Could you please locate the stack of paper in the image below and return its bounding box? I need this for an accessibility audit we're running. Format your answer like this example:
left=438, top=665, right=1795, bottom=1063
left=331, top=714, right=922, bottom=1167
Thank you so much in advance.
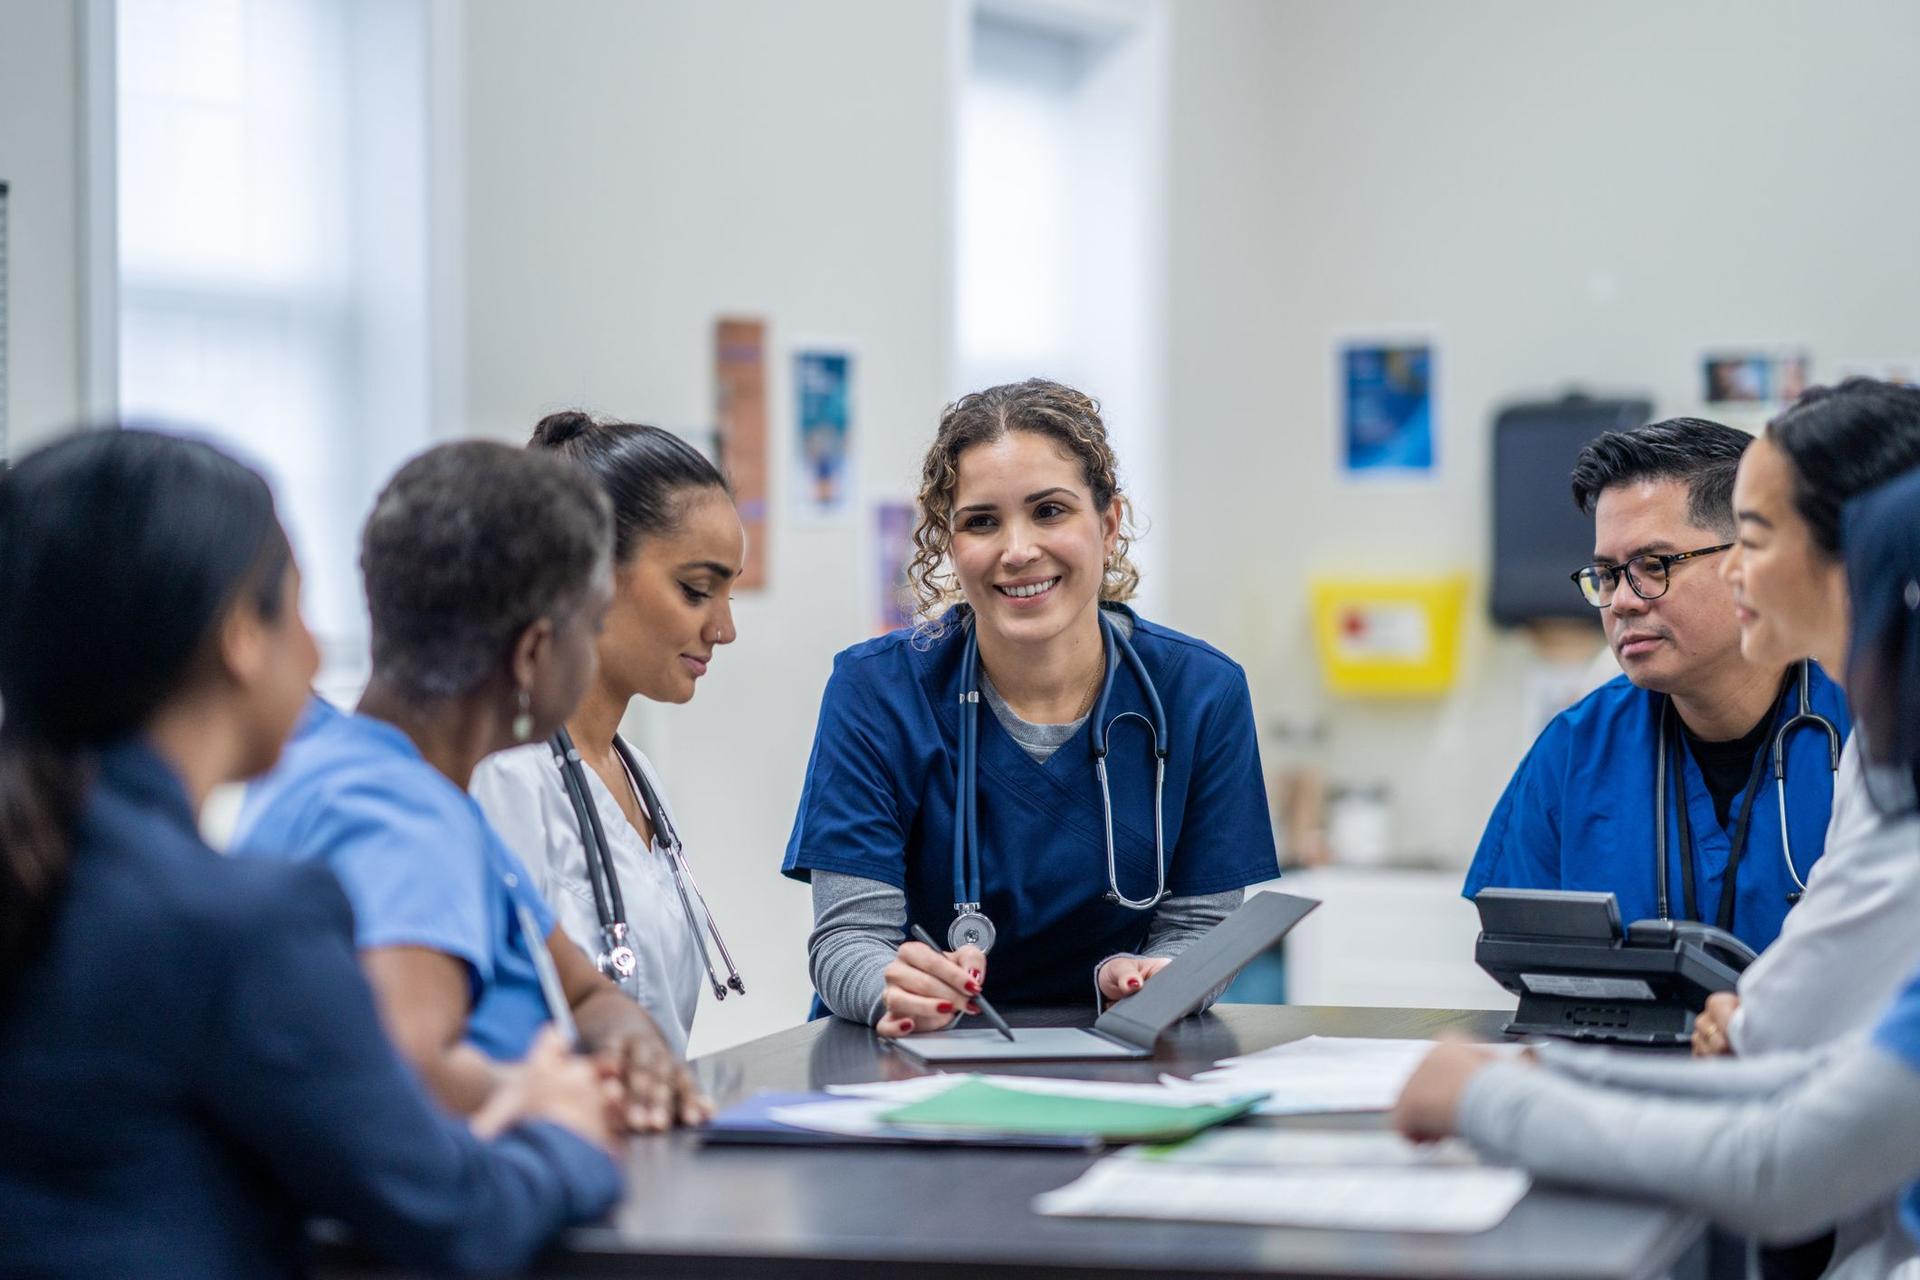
left=1173, top=1036, right=1520, bottom=1116
left=711, top=1074, right=1268, bottom=1147
left=1035, top=1160, right=1532, bottom=1233
left=1126, top=1128, right=1480, bottom=1168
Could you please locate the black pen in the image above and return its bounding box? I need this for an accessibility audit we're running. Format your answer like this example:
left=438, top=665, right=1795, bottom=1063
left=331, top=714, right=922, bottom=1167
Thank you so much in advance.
left=908, top=923, right=1015, bottom=1042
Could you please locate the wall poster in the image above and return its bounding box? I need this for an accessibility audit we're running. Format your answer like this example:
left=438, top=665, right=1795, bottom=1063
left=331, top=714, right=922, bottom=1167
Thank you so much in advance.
left=714, top=316, right=769, bottom=589
left=794, top=348, right=854, bottom=519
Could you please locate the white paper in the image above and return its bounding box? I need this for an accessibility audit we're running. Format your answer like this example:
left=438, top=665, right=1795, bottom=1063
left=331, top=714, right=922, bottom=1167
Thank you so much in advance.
left=765, top=1098, right=931, bottom=1137
left=1186, top=1036, right=1521, bottom=1116
left=891, top=1027, right=1145, bottom=1061
left=1035, top=1159, right=1531, bottom=1233
left=1126, top=1128, right=1480, bottom=1168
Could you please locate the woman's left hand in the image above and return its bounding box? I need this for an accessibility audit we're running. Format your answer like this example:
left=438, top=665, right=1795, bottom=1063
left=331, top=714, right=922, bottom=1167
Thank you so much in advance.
left=1096, top=955, right=1170, bottom=1003
left=1390, top=1040, right=1504, bottom=1143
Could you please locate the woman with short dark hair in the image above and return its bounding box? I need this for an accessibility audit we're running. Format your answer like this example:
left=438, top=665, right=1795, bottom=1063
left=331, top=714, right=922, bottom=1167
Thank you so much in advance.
left=233, top=439, right=706, bottom=1128
left=0, top=429, right=621, bottom=1278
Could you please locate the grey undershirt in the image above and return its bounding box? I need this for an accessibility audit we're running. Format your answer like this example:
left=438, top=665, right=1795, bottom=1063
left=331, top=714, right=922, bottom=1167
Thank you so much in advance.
left=1458, top=1038, right=1920, bottom=1268
left=809, top=873, right=1242, bottom=1025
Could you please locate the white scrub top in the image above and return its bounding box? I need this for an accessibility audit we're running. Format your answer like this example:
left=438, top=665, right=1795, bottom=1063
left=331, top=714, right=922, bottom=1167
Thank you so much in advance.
left=471, top=739, right=703, bottom=1057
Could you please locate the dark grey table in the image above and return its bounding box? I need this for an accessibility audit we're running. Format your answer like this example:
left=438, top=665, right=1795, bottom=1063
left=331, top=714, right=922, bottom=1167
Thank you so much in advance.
left=323, top=1004, right=1706, bottom=1279
left=434, top=1004, right=1704, bottom=1280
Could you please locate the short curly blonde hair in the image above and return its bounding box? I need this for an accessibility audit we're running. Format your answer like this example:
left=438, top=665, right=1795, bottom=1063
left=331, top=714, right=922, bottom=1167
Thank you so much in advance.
left=906, top=379, right=1140, bottom=637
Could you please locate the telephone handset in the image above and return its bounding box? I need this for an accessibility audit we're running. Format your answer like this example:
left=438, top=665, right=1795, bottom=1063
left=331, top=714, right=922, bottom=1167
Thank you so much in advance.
left=1626, top=918, right=1758, bottom=972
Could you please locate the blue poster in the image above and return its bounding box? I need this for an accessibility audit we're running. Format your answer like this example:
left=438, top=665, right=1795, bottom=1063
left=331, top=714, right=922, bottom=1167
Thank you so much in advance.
left=1341, top=342, right=1434, bottom=476
left=795, top=350, right=853, bottom=516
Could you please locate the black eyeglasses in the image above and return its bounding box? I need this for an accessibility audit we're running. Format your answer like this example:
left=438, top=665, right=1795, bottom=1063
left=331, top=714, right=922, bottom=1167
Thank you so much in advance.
left=1570, top=543, right=1734, bottom=607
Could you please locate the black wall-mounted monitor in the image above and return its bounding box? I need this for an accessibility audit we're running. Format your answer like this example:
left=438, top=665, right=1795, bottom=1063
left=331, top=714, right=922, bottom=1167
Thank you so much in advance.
left=1489, top=394, right=1652, bottom=627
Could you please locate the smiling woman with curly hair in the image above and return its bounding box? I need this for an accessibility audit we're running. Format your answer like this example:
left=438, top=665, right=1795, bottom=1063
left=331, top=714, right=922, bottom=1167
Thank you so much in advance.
left=781, top=378, right=1281, bottom=1034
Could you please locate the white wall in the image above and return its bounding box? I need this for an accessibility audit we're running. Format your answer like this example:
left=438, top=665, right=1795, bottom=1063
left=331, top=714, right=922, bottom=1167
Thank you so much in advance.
left=0, top=1, right=86, bottom=454
left=1163, top=0, right=1920, bottom=863
left=461, top=0, right=960, bottom=1052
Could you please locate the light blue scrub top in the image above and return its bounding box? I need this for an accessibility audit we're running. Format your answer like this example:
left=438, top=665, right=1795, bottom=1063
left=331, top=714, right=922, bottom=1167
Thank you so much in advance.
left=232, top=697, right=557, bottom=1061
left=1463, top=667, right=1850, bottom=953
left=1871, top=965, right=1920, bottom=1244
left=781, top=605, right=1280, bottom=1007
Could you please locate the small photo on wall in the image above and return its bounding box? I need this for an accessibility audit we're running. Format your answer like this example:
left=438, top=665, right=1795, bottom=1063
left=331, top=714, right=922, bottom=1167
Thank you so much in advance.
left=794, top=349, right=854, bottom=518
left=1339, top=340, right=1435, bottom=478
left=1702, top=351, right=1808, bottom=405
left=873, top=500, right=917, bottom=635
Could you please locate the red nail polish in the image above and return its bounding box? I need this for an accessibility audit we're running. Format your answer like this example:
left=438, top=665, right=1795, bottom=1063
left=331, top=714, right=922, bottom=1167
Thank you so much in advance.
left=936, top=1002, right=953, bottom=1013
left=899, top=1019, right=914, bottom=1032
left=965, top=980, right=980, bottom=994
left=1128, top=977, right=1141, bottom=989
left=969, top=969, right=981, bottom=980
left=966, top=1003, right=980, bottom=1015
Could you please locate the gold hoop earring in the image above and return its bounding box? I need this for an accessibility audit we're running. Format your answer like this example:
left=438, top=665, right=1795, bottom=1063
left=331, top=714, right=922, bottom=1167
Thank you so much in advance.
left=511, top=688, right=533, bottom=743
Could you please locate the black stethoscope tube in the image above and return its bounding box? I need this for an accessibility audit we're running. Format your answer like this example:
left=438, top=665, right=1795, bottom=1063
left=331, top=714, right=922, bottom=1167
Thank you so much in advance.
left=550, top=728, right=624, bottom=929
left=1652, top=659, right=1839, bottom=929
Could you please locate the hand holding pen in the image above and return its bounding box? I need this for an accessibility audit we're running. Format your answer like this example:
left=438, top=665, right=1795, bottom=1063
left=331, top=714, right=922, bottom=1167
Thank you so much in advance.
left=874, top=923, right=1015, bottom=1042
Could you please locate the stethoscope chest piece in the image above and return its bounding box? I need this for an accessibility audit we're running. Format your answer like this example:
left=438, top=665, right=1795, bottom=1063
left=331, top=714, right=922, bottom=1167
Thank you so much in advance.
left=598, top=922, right=638, bottom=983
left=948, top=908, right=996, bottom=954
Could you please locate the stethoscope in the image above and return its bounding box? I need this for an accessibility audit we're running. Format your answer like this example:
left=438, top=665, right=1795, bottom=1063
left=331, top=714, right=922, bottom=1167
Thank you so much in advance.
left=548, top=728, right=745, bottom=1000
left=1652, top=659, right=1842, bottom=929
left=948, top=608, right=1170, bottom=954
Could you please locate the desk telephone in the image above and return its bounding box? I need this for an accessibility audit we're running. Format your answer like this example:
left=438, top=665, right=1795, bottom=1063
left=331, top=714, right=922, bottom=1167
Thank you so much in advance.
left=1473, top=889, right=1757, bottom=1046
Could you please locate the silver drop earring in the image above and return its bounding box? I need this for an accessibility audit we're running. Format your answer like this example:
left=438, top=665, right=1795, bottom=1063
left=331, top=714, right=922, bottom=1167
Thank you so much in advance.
left=512, top=688, right=533, bottom=742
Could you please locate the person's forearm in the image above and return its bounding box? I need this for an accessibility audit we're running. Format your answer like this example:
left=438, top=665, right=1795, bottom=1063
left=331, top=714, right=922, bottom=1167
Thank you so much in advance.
left=1459, top=1046, right=1920, bottom=1241
left=573, top=986, right=666, bottom=1052
left=1535, top=1039, right=1838, bottom=1098
left=809, top=872, right=903, bottom=1025
left=1118, top=888, right=1241, bottom=1012
left=405, top=1042, right=505, bottom=1116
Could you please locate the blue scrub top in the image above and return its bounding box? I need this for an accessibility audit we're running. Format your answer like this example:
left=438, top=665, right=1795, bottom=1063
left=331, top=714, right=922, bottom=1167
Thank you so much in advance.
left=232, top=697, right=557, bottom=1061
left=1871, top=966, right=1920, bottom=1245
left=782, top=605, right=1280, bottom=1007
left=1463, top=666, right=1850, bottom=952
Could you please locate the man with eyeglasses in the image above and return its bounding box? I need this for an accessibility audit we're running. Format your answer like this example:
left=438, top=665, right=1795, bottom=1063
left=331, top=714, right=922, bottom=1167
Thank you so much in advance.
left=1463, top=418, right=1849, bottom=953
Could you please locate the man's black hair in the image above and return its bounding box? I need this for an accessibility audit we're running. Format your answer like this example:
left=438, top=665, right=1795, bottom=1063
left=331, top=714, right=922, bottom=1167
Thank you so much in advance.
left=1568, top=417, right=1753, bottom=535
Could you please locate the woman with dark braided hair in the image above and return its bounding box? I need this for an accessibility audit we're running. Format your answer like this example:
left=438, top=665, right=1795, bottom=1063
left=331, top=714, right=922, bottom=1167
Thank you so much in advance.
left=0, top=430, right=620, bottom=1278
left=783, top=379, right=1279, bottom=1034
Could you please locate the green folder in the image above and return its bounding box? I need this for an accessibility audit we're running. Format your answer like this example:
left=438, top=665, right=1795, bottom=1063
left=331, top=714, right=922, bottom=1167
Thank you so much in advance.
left=877, top=1080, right=1263, bottom=1143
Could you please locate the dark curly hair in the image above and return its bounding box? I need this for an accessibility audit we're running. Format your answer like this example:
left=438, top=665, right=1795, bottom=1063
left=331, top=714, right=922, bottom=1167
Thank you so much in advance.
left=361, top=440, right=613, bottom=700
left=906, top=379, right=1139, bottom=637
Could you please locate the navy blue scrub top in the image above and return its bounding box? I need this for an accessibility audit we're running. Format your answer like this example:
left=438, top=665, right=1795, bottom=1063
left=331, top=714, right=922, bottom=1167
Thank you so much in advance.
left=1463, top=666, right=1850, bottom=952
left=782, top=605, right=1280, bottom=1007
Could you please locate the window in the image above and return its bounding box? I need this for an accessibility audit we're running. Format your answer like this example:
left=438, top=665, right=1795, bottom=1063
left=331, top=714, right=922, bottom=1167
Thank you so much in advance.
left=116, top=0, right=446, bottom=690
left=956, top=1, right=1168, bottom=601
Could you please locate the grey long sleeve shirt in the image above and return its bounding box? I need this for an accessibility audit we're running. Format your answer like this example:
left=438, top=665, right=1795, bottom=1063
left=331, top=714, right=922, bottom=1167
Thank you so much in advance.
left=1458, top=1040, right=1920, bottom=1278
left=808, top=872, right=1240, bottom=1025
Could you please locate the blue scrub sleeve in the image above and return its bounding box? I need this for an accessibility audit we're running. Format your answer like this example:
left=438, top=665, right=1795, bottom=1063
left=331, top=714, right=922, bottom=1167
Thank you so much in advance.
left=1166, top=668, right=1279, bottom=896
left=1461, top=724, right=1566, bottom=900
left=782, top=658, right=917, bottom=888
left=1874, top=969, right=1920, bottom=1070
left=199, top=861, right=620, bottom=1273
left=306, top=780, right=495, bottom=980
